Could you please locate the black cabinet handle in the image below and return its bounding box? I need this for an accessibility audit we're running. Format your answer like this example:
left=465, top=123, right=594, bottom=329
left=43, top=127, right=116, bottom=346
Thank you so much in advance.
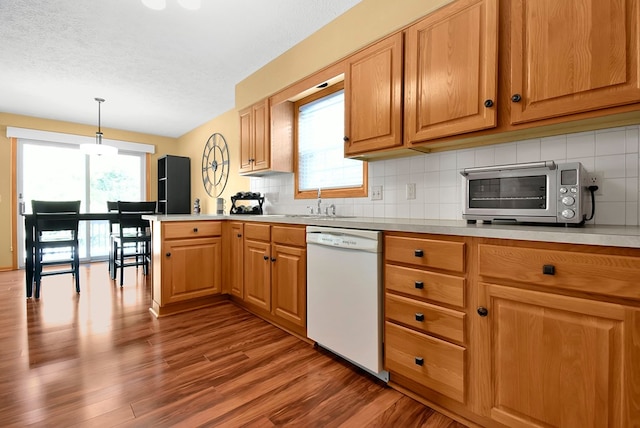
left=415, top=357, right=424, bottom=366
left=484, top=99, right=494, bottom=108
left=414, top=281, right=424, bottom=289
left=477, top=307, right=488, bottom=317
left=414, top=249, right=424, bottom=257
left=543, top=264, right=556, bottom=275
left=237, top=233, right=242, bottom=238
left=165, top=252, right=171, bottom=257
left=511, top=93, right=522, bottom=103
left=271, top=257, right=276, bottom=262
left=343, top=136, right=349, bottom=141
left=415, top=313, right=425, bottom=322
left=263, top=255, right=269, bottom=261
left=193, top=228, right=198, bottom=232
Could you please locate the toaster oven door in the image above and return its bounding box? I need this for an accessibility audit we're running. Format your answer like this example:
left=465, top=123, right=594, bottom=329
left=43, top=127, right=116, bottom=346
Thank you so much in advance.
left=463, top=169, right=558, bottom=221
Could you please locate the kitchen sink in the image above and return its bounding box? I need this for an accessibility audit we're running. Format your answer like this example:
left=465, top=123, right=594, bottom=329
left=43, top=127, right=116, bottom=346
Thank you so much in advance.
left=264, top=214, right=356, bottom=219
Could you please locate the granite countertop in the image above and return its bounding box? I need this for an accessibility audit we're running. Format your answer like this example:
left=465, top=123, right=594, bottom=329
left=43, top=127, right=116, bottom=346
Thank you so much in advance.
left=143, top=214, right=640, bottom=249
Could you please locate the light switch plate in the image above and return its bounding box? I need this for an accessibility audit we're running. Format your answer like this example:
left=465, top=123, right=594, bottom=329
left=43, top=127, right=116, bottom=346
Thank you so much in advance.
left=406, top=183, right=416, bottom=200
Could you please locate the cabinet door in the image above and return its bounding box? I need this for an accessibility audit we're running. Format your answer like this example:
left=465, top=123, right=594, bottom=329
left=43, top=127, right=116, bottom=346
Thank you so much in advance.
left=243, top=239, right=271, bottom=311
left=271, top=244, right=306, bottom=329
left=405, top=0, right=498, bottom=145
left=478, top=282, right=636, bottom=427
left=239, top=106, right=253, bottom=173
left=252, top=99, right=270, bottom=171
left=510, top=0, right=640, bottom=124
left=229, top=222, right=244, bottom=299
left=344, top=32, right=403, bottom=155
left=162, top=237, right=221, bottom=305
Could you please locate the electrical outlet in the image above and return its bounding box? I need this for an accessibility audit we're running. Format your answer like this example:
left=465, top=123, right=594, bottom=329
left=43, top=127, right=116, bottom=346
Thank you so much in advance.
left=588, top=173, right=603, bottom=195
left=371, top=185, right=383, bottom=200
left=406, top=183, right=416, bottom=200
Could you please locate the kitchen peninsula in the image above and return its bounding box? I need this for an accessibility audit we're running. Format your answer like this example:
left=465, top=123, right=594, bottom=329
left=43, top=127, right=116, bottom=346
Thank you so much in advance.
left=145, top=213, right=640, bottom=428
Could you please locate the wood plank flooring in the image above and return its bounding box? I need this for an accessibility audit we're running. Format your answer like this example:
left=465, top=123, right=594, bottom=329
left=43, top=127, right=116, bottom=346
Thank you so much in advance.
left=0, top=263, right=466, bottom=427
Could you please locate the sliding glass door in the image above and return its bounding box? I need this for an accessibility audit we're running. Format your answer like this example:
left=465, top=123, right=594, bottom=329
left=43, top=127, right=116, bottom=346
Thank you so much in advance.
left=17, top=139, right=146, bottom=266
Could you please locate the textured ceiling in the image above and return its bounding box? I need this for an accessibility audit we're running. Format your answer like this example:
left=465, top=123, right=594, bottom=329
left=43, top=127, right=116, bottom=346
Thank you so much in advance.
left=0, top=0, right=361, bottom=138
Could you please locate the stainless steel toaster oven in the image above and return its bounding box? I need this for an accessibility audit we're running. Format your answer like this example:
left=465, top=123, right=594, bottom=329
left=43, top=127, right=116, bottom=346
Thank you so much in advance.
left=461, top=161, right=588, bottom=225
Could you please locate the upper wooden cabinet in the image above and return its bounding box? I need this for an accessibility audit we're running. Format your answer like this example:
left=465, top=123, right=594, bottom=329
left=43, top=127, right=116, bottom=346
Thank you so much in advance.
left=344, top=32, right=404, bottom=155
left=509, top=0, right=640, bottom=124
left=239, top=99, right=293, bottom=176
left=404, top=0, right=498, bottom=145
left=239, top=99, right=270, bottom=174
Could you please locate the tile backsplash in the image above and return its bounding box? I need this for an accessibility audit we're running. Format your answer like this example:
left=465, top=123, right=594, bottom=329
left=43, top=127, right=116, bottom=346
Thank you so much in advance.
left=250, top=125, right=640, bottom=226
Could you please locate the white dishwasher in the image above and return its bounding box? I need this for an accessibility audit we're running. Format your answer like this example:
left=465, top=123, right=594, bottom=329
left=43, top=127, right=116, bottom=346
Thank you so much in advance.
left=306, top=226, right=388, bottom=382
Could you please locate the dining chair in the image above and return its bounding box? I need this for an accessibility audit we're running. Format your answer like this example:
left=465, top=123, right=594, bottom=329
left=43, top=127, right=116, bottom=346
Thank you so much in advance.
left=106, top=201, right=120, bottom=280
left=31, top=200, right=81, bottom=299
left=113, top=201, right=156, bottom=286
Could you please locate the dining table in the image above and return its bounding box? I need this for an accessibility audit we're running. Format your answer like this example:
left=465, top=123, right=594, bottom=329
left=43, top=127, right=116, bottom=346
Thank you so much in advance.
left=23, top=212, right=120, bottom=298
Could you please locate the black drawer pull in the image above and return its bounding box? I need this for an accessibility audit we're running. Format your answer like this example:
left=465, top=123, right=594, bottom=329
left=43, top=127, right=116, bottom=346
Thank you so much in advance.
left=542, top=264, right=556, bottom=275
left=415, top=357, right=424, bottom=366
left=511, top=93, right=522, bottom=102
left=193, top=227, right=198, bottom=232
left=414, top=249, right=424, bottom=257
left=477, top=307, right=488, bottom=317
left=165, top=252, right=171, bottom=257
left=484, top=99, right=494, bottom=108
left=414, top=281, right=424, bottom=289
left=415, top=313, right=424, bottom=322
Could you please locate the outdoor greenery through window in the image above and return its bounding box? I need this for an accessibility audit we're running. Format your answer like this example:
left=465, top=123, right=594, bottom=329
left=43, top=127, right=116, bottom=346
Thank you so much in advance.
left=295, top=83, right=366, bottom=198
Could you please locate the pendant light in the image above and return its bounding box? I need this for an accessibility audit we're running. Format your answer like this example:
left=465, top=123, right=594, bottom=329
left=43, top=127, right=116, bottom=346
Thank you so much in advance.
left=81, top=97, right=117, bottom=156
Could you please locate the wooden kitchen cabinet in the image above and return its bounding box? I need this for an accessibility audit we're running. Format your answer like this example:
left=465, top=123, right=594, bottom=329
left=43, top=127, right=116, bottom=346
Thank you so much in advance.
left=228, top=221, right=244, bottom=299
left=239, top=99, right=293, bottom=175
left=239, top=99, right=269, bottom=174
left=150, top=221, right=223, bottom=317
left=241, top=223, right=307, bottom=336
left=344, top=32, right=403, bottom=156
left=404, top=0, right=498, bottom=146
left=384, top=232, right=468, bottom=404
left=509, top=0, right=640, bottom=124
left=475, top=239, right=640, bottom=427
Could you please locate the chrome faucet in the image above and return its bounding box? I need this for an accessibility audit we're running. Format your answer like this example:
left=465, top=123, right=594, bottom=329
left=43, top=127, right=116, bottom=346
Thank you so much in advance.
left=316, top=188, right=322, bottom=214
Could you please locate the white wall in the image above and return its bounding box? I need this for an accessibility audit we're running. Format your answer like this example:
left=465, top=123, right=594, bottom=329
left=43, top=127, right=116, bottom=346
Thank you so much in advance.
left=250, top=125, right=640, bottom=226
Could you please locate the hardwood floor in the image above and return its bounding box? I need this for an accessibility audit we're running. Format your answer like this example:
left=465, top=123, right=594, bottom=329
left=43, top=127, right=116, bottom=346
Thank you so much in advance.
left=0, top=263, right=466, bottom=427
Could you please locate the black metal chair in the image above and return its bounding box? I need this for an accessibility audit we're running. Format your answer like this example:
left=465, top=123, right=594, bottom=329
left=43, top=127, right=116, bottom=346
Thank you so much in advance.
left=31, top=200, right=81, bottom=299
left=113, top=201, right=156, bottom=286
left=106, top=201, right=119, bottom=279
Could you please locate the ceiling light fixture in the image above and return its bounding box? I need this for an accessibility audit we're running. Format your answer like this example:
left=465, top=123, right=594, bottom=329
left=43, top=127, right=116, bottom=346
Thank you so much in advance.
left=80, top=98, right=118, bottom=157
left=142, top=0, right=201, bottom=10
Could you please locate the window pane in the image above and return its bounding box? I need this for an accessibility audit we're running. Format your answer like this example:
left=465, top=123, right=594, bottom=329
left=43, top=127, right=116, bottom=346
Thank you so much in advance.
left=298, top=89, right=363, bottom=191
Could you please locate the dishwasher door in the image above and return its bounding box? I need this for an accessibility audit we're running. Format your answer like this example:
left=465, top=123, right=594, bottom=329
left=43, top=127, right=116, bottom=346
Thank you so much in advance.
left=306, top=226, right=388, bottom=382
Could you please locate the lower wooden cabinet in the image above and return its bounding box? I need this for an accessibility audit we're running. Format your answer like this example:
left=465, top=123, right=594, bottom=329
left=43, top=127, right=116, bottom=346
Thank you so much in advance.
left=474, top=239, right=640, bottom=427
left=239, top=223, right=307, bottom=336
left=478, top=282, right=637, bottom=428
left=150, top=221, right=223, bottom=316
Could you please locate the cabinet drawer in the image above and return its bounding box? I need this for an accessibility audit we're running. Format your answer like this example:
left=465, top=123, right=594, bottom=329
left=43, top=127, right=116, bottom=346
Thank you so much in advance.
left=478, top=244, right=640, bottom=300
left=385, top=322, right=465, bottom=403
left=386, top=294, right=465, bottom=344
left=272, top=225, right=305, bottom=247
left=244, top=223, right=271, bottom=241
left=163, top=221, right=221, bottom=239
left=385, top=264, right=465, bottom=308
left=385, top=235, right=465, bottom=273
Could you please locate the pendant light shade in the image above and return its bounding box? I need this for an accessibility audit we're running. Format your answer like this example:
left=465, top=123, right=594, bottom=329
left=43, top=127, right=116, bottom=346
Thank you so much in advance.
left=81, top=97, right=117, bottom=156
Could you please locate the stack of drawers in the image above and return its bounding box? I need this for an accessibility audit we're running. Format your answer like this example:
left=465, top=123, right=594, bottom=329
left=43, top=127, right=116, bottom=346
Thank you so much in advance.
left=384, top=233, right=467, bottom=403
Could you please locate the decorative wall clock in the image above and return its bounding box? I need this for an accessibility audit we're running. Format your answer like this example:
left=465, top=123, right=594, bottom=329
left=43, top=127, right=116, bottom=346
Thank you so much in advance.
left=201, top=133, right=230, bottom=197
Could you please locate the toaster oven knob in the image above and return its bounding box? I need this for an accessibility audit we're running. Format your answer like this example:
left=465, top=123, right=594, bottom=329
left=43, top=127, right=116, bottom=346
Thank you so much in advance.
left=562, top=196, right=575, bottom=206
left=561, top=208, right=576, bottom=219
left=559, top=187, right=568, bottom=194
